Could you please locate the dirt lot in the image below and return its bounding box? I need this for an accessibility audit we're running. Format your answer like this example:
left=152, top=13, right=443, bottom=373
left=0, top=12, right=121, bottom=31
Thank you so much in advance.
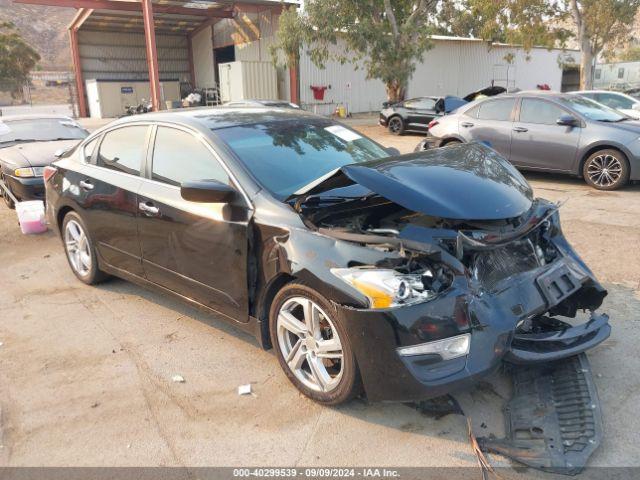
left=0, top=120, right=639, bottom=473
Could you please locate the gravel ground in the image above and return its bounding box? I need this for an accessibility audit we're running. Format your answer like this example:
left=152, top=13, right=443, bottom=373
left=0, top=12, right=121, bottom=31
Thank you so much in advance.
left=0, top=118, right=638, bottom=474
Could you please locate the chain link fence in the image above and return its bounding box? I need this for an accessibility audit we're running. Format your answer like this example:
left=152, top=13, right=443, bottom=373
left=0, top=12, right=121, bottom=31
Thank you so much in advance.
left=0, top=71, right=77, bottom=118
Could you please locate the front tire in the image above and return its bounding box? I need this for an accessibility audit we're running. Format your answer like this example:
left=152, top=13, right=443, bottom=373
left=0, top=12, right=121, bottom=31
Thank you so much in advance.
left=62, top=211, right=108, bottom=285
left=1, top=174, right=15, bottom=209
left=583, top=149, right=629, bottom=190
left=388, top=116, right=405, bottom=135
left=269, top=283, right=361, bottom=405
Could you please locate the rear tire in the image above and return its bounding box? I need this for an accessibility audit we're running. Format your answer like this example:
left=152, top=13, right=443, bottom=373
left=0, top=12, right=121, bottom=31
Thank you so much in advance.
left=269, top=282, right=361, bottom=405
left=388, top=116, right=405, bottom=135
left=582, top=149, right=629, bottom=190
left=62, top=211, right=109, bottom=285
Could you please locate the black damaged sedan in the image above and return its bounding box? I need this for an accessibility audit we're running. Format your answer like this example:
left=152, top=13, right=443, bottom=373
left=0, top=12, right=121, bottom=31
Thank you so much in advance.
left=45, top=108, right=610, bottom=405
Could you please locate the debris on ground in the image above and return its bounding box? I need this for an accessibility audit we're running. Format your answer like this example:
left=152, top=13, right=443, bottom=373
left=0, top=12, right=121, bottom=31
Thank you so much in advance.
left=406, top=394, right=463, bottom=420
left=238, top=384, right=252, bottom=395
left=467, top=418, right=497, bottom=480
left=171, top=374, right=185, bottom=383
left=477, top=354, right=602, bottom=475
left=90, top=402, right=100, bottom=408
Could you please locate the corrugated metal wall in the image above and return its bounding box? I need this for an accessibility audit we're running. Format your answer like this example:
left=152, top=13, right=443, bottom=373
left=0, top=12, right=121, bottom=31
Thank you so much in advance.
left=299, top=38, right=570, bottom=114
left=78, top=30, right=191, bottom=82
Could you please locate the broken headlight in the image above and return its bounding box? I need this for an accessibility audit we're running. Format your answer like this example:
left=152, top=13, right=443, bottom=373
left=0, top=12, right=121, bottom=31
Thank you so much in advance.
left=331, top=267, right=437, bottom=309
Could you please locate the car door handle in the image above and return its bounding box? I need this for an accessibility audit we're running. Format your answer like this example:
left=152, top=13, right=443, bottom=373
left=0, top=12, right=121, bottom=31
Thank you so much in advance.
left=138, top=201, right=160, bottom=216
left=461, top=122, right=474, bottom=128
left=79, top=180, right=94, bottom=191
left=513, top=126, right=528, bottom=132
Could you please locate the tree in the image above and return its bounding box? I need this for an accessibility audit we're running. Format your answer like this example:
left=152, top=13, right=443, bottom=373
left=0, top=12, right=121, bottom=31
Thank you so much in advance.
left=567, top=0, right=640, bottom=89
left=0, top=22, right=40, bottom=99
left=618, top=46, right=640, bottom=62
left=271, top=1, right=438, bottom=103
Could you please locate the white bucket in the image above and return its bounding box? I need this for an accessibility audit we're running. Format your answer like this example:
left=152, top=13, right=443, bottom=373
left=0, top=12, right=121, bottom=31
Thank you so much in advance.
left=15, top=200, right=47, bottom=234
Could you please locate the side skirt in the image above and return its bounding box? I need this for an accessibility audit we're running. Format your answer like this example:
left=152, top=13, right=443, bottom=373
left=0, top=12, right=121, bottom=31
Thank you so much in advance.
left=99, top=261, right=266, bottom=348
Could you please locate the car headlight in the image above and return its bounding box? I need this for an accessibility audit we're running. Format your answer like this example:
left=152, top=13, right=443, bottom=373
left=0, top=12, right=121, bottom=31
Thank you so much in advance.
left=397, top=333, right=471, bottom=359
left=331, top=267, right=437, bottom=309
left=13, top=167, right=44, bottom=178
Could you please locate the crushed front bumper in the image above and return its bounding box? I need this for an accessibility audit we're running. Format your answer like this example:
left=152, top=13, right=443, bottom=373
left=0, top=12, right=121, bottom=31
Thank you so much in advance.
left=4, top=174, right=45, bottom=201
left=336, top=256, right=610, bottom=403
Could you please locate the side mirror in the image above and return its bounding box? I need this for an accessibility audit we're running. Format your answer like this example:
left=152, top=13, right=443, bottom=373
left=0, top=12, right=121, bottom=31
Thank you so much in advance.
left=386, top=147, right=401, bottom=156
left=556, top=114, right=579, bottom=127
left=180, top=180, right=237, bottom=203
left=54, top=148, right=66, bottom=158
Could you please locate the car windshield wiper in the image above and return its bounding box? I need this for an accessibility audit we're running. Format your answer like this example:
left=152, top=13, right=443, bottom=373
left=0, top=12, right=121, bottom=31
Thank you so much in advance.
left=0, top=138, right=37, bottom=145
left=598, top=117, right=629, bottom=122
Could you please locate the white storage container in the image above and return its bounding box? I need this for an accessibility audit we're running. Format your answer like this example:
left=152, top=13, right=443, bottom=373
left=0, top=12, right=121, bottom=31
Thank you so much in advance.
left=218, top=61, right=278, bottom=102
left=16, top=200, right=47, bottom=235
left=85, top=79, right=181, bottom=118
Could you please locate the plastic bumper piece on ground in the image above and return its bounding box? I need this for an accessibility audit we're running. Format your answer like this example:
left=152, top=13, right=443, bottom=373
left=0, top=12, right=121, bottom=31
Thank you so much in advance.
left=478, top=353, right=603, bottom=475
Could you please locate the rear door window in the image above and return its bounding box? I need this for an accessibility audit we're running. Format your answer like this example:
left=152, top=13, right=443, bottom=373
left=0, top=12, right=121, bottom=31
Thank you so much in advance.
left=519, top=99, right=565, bottom=125
left=476, top=98, right=516, bottom=121
left=97, top=126, right=148, bottom=175
left=151, top=126, right=230, bottom=187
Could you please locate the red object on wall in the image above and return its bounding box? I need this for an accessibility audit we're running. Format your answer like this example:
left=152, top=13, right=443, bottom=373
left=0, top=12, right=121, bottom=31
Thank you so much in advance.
left=311, top=85, right=328, bottom=101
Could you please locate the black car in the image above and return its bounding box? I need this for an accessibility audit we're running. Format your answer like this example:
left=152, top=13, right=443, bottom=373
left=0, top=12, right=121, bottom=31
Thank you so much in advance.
left=0, top=115, right=88, bottom=208
left=45, top=108, right=610, bottom=405
left=379, top=86, right=506, bottom=135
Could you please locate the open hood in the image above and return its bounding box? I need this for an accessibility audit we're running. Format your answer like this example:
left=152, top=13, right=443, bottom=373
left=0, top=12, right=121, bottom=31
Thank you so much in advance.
left=463, top=86, right=507, bottom=102
left=299, top=143, right=533, bottom=221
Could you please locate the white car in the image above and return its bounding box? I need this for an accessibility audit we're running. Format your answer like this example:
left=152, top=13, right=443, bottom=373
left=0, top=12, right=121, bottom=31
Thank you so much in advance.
left=571, top=90, right=640, bottom=119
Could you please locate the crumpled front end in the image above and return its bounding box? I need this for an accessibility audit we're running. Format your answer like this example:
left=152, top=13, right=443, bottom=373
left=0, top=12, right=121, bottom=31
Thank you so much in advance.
left=300, top=195, right=610, bottom=403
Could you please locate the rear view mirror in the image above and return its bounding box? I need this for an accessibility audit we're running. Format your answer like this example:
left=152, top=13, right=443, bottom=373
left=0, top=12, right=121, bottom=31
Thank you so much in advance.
left=556, top=114, right=579, bottom=127
left=180, top=180, right=236, bottom=203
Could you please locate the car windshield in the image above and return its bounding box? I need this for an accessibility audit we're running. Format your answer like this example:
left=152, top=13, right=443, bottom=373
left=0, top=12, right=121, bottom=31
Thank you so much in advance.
left=214, top=119, right=390, bottom=199
left=0, top=118, right=88, bottom=146
left=559, top=96, right=628, bottom=122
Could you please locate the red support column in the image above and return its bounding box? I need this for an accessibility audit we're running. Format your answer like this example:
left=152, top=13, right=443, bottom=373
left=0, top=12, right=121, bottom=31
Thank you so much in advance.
left=69, top=27, right=87, bottom=117
left=141, top=0, right=162, bottom=111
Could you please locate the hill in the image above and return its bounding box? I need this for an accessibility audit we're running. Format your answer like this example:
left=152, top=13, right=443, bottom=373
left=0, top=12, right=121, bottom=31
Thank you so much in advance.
left=0, top=0, right=75, bottom=70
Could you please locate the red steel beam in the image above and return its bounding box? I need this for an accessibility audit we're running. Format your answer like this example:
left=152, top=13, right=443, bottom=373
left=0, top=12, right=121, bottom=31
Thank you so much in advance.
left=69, top=9, right=92, bottom=117
left=69, top=29, right=87, bottom=117
left=14, top=0, right=234, bottom=18
left=141, top=0, right=162, bottom=112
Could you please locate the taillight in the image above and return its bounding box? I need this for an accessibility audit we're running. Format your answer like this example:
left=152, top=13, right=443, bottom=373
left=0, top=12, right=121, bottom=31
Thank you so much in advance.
left=43, top=166, right=57, bottom=182
left=428, top=120, right=439, bottom=129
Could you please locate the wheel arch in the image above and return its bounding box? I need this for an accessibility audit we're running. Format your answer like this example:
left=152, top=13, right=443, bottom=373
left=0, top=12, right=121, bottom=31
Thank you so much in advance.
left=578, top=144, right=630, bottom=178
left=256, top=272, right=296, bottom=350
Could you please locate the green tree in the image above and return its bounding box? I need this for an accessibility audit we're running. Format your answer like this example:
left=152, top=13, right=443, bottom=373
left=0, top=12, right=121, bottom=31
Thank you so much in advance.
left=437, top=1, right=569, bottom=55
left=567, top=0, right=640, bottom=89
left=271, top=1, right=437, bottom=103
left=0, top=22, right=40, bottom=99
left=618, top=46, right=640, bottom=62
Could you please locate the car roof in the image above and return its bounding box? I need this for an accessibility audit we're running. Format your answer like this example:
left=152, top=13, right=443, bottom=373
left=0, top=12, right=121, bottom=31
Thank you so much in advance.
left=110, top=106, right=323, bottom=131
left=0, top=114, right=74, bottom=122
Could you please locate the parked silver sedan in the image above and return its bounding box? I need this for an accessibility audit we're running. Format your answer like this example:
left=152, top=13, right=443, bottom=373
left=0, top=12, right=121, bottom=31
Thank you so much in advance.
left=416, top=92, right=640, bottom=190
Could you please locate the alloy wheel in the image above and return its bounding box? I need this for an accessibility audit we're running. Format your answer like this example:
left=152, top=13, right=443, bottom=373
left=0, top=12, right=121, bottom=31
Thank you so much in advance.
left=389, top=117, right=402, bottom=134
left=587, top=154, right=623, bottom=188
left=64, top=219, right=92, bottom=277
left=276, top=296, right=344, bottom=393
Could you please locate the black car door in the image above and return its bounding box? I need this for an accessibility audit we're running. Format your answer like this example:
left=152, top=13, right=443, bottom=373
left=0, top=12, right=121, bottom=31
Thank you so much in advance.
left=404, top=98, right=438, bottom=130
left=136, top=124, right=251, bottom=322
left=75, top=124, right=150, bottom=277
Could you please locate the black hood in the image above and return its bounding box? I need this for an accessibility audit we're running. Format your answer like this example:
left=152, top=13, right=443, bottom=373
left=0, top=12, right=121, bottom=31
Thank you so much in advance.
left=300, top=143, right=534, bottom=221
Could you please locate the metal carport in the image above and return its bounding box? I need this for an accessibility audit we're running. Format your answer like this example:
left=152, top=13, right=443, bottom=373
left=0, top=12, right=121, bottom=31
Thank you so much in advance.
left=14, top=0, right=294, bottom=117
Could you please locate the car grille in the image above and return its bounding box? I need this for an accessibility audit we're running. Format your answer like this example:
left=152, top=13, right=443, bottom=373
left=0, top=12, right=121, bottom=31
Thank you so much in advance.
left=472, top=240, right=540, bottom=291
